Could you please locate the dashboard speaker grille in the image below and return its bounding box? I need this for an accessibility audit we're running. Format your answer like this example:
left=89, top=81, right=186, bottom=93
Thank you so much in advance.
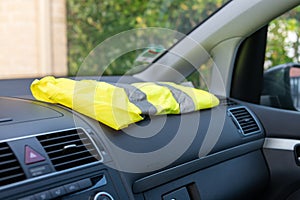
left=37, top=129, right=101, bottom=171
left=0, top=142, right=26, bottom=187
left=228, top=107, right=261, bottom=135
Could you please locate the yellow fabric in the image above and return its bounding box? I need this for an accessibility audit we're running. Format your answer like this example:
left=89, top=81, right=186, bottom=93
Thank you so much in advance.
left=161, top=82, right=220, bottom=110
left=31, top=76, right=143, bottom=130
left=31, top=76, right=219, bottom=130
left=132, top=82, right=180, bottom=114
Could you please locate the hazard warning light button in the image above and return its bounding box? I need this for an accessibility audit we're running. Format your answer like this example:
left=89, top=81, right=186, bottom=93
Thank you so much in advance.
left=25, top=146, right=45, bottom=165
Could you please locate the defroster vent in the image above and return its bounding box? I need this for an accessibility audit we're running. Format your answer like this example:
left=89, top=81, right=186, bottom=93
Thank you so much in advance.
left=219, top=97, right=238, bottom=106
left=37, top=128, right=101, bottom=171
left=228, top=107, right=261, bottom=135
left=0, top=142, right=26, bottom=187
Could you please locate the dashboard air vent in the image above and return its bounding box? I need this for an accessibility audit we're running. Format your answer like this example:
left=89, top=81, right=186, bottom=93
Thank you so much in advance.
left=0, top=142, right=26, bottom=187
left=219, top=97, right=238, bottom=106
left=37, top=129, right=101, bottom=171
left=228, top=107, right=261, bottom=135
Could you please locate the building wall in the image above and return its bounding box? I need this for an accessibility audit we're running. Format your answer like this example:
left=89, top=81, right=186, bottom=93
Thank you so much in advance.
left=0, top=0, right=67, bottom=79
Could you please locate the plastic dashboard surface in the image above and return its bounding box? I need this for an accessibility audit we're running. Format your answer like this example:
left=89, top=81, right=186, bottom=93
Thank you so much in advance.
left=0, top=79, right=268, bottom=200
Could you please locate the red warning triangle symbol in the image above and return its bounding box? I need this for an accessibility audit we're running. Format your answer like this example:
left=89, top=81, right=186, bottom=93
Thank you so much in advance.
left=25, top=146, right=45, bottom=165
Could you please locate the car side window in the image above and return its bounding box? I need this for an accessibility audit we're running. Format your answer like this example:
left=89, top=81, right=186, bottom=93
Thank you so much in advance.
left=261, top=6, right=300, bottom=111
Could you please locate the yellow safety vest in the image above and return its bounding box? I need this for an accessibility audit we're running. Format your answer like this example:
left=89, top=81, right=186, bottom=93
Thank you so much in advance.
left=31, top=76, right=219, bottom=130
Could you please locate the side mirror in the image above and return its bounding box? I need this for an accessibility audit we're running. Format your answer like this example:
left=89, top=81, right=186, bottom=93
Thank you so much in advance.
left=261, top=63, right=300, bottom=111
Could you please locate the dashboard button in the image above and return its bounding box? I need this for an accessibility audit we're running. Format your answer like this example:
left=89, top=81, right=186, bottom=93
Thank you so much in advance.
left=64, top=182, right=80, bottom=193
left=94, top=192, right=114, bottom=200
left=35, top=191, right=51, bottom=200
left=25, top=146, right=45, bottom=165
left=77, top=178, right=92, bottom=189
left=50, top=186, right=66, bottom=198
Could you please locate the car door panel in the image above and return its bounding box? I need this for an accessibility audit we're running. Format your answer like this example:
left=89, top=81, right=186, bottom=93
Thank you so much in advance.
left=239, top=101, right=300, bottom=200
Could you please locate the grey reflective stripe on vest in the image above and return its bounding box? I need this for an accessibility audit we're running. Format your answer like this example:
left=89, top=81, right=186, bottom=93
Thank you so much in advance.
left=112, top=83, right=157, bottom=115
left=157, top=83, right=195, bottom=113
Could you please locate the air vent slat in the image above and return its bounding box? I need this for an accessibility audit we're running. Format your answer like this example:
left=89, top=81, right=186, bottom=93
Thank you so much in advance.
left=0, top=166, right=22, bottom=174
left=37, top=129, right=101, bottom=171
left=239, top=121, right=256, bottom=126
left=241, top=123, right=257, bottom=129
left=51, top=149, right=93, bottom=161
left=0, top=146, right=9, bottom=151
left=53, top=156, right=98, bottom=171
left=0, top=142, right=26, bottom=187
left=54, top=155, right=95, bottom=167
left=235, top=112, right=251, bottom=117
left=0, top=173, right=26, bottom=182
left=229, top=107, right=261, bottom=135
left=38, top=133, right=80, bottom=143
left=0, top=159, right=18, bottom=167
left=0, top=152, right=14, bottom=158
left=47, top=143, right=88, bottom=155
left=42, top=138, right=87, bottom=149
left=231, top=111, right=246, bottom=115
left=244, top=127, right=260, bottom=132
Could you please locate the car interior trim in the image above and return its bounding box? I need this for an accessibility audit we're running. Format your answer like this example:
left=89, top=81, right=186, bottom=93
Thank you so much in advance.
left=263, top=138, right=300, bottom=151
left=133, top=138, right=263, bottom=193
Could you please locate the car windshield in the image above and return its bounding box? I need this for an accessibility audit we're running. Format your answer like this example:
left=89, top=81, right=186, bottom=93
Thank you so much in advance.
left=0, top=0, right=230, bottom=80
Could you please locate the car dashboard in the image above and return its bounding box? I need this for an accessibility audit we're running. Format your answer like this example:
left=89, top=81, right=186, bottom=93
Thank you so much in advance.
left=0, top=78, right=269, bottom=200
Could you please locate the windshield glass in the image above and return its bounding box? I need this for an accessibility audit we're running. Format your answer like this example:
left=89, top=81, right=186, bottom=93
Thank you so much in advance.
left=0, top=0, right=230, bottom=79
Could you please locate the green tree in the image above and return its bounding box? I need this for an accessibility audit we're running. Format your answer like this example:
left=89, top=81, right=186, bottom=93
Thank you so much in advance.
left=67, top=0, right=228, bottom=77
left=265, top=6, right=300, bottom=69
